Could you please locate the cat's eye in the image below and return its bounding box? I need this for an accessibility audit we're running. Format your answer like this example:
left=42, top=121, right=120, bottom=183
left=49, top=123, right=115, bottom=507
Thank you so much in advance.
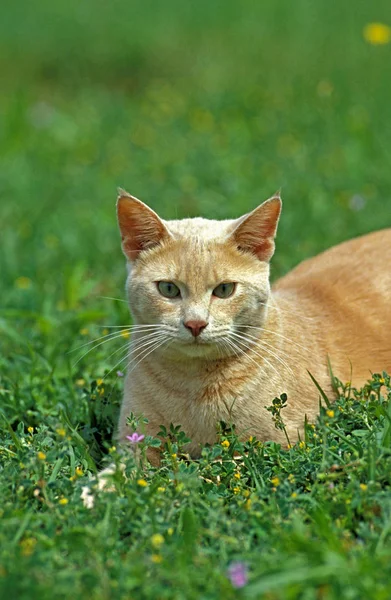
left=212, top=282, right=236, bottom=299
left=157, top=281, right=181, bottom=298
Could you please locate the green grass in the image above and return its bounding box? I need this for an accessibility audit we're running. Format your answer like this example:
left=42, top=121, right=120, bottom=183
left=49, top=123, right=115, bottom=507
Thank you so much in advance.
left=1, top=0, right=391, bottom=597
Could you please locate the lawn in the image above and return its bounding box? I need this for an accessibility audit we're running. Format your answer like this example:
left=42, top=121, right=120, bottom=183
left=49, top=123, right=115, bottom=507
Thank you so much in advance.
left=1, top=1, right=391, bottom=598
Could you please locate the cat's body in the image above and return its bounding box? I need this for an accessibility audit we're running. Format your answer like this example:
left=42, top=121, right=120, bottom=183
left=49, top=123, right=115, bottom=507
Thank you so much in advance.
left=116, top=191, right=391, bottom=459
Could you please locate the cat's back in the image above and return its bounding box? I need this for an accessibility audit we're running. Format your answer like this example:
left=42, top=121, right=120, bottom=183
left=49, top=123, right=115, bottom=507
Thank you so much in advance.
left=273, top=228, right=391, bottom=296
left=273, top=229, right=391, bottom=384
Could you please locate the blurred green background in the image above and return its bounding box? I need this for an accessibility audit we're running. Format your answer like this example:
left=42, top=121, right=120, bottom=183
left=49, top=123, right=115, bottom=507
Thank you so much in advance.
left=1, top=0, right=391, bottom=375
left=1, top=5, right=391, bottom=596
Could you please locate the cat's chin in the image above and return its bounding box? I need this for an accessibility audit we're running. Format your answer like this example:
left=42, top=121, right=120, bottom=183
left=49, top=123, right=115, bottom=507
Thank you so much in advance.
left=165, top=341, right=229, bottom=360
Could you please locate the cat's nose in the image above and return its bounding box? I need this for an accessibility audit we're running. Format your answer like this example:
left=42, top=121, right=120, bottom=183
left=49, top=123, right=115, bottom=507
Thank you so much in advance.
left=184, top=319, right=208, bottom=338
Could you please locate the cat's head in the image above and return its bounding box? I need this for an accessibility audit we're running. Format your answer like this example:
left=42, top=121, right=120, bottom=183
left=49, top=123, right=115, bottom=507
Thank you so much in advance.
left=117, top=189, right=281, bottom=359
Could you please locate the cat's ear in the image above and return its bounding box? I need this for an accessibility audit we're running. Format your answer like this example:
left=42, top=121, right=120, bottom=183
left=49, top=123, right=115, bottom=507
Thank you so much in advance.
left=117, top=189, right=170, bottom=260
left=230, top=194, right=282, bottom=262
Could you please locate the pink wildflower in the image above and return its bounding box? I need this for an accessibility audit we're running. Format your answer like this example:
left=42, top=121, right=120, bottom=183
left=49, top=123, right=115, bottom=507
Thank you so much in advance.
left=126, top=433, right=145, bottom=444
left=227, top=562, right=248, bottom=588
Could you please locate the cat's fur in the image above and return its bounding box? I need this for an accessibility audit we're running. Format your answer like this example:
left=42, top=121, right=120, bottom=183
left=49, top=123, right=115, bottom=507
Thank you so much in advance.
left=116, top=189, right=391, bottom=460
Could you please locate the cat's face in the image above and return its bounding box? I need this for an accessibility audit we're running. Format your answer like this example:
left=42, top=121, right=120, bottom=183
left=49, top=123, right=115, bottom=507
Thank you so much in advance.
left=117, top=190, right=281, bottom=360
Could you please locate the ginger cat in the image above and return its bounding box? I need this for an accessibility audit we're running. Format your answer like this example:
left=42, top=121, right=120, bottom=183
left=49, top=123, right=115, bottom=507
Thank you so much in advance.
left=116, top=189, right=391, bottom=458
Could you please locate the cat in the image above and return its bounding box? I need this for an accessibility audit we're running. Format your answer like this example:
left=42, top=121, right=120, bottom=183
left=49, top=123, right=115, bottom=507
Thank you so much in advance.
left=116, top=188, right=391, bottom=461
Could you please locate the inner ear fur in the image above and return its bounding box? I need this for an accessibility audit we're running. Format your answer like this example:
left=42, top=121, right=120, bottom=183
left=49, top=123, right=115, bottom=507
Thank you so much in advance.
left=117, top=189, right=170, bottom=260
left=230, top=194, right=282, bottom=262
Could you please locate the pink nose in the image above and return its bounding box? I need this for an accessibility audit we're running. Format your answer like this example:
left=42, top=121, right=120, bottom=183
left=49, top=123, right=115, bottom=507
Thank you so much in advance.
left=184, top=320, right=208, bottom=338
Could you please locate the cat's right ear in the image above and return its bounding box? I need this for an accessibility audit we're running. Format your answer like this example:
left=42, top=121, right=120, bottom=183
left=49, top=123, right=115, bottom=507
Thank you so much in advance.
left=117, top=189, right=170, bottom=261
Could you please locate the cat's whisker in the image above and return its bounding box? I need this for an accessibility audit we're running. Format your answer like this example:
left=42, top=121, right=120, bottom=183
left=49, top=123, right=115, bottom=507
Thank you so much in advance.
left=99, top=296, right=129, bottom=304
left=235, top=329, right=293, bottom=359
left=243, top=325, right=308, bottom=353
left=100, top=342, right=132, bottom=379
left=228, top=336, right=282, bottom=381
left=230, top=331, right=294, bottom=376
left=100, top=331, right=166, bottom=377
left=101, top=346, right=132, bottom=382
left=126, top=337, right=172, bottom=377
left=100, top=334, right=166, bottom=382
left=216, top=338, right=230, bottom=360
left=99, top=324, right=166, bottom=329
left=131, top=333, right=168, bottom=356
left=70, top=325, right=166, bottom=357
left=71, top=330, right=135, bottom=366
left=221, top=337, right=242, bottom=360
left=69, top=329, right=133, bottom=354
left=223, top=337, right=262, bottom=369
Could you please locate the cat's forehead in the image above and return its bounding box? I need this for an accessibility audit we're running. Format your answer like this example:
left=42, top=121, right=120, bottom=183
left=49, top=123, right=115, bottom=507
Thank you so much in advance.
left=163, top=217, right=235, bottom=241
left=134, top=218, right=268, bottom=286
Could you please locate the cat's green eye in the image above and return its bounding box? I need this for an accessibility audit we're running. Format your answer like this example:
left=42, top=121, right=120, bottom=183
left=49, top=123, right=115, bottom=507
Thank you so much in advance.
left=157, top=281, right=181, bottom=298
left=212, top=282, right=236, bottom=299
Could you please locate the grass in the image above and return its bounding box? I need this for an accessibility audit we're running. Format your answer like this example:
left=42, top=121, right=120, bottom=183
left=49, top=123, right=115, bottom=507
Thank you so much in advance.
left=1, top=0, right=391, bottom=597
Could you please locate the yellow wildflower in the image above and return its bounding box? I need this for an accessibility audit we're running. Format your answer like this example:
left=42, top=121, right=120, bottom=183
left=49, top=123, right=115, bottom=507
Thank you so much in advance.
left=15, top=277, right=32, bottom=290
left=151, top=534, right=165, bottom=548
left=326, top=410, right=335, bottom=418
left=167, top=528, right=174, bottom=536
left=299, top=441, right=305, bottom=449
left=157, top=487, right=166, bottom=493
left=360, top=483, right=368, bottom=491
left=243, top=490, right=251, bottom=498
left=234, top=472, right=241, bottom=480
left=363, top=23, right=391, bottom=45
left=233, top=487, right=240, bottom=494
left=270, top=477, right=280, bottom=487
left=120, top=330, right=130, bottom=339
left=75, top=467, right=83, bottom=477
left=151, top=554, right=163, bottom=564
left=56, top=428, right=66, bottom=437
left=137, top=479, right=148, bottom=487
left=37, top=452, right=46, bottom=461
left=27, top=426, right=34, bottom=434
left=96, top=378, right=104, bottom=386
left=248, top=435, right=254, bottom=443
left=288, top=474, right=295, bottom=484
left=20, top=537, right=36, bottom=557
left=76, top=378, right=85, bottom=387
left=221, top=440, right=230, bottom=448
left=379, top=377, right=385, bottom=385
left=291, top=492, right=298, bottom=499
left=245, top=499, right=252, bottom=510
left=79, top=328, right=89, bottom=336
left=171, top=453, right=177, bottom=460
left=58, top=498, right=68, bottom=505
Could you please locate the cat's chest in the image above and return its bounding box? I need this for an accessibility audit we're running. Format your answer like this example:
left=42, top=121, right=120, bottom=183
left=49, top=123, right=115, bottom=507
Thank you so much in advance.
left=131, top=359, right=251, bottom=424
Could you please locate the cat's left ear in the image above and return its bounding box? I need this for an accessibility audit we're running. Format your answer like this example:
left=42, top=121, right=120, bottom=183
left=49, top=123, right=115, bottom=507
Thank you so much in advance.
left=230, top=193, right=282, bottom=262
